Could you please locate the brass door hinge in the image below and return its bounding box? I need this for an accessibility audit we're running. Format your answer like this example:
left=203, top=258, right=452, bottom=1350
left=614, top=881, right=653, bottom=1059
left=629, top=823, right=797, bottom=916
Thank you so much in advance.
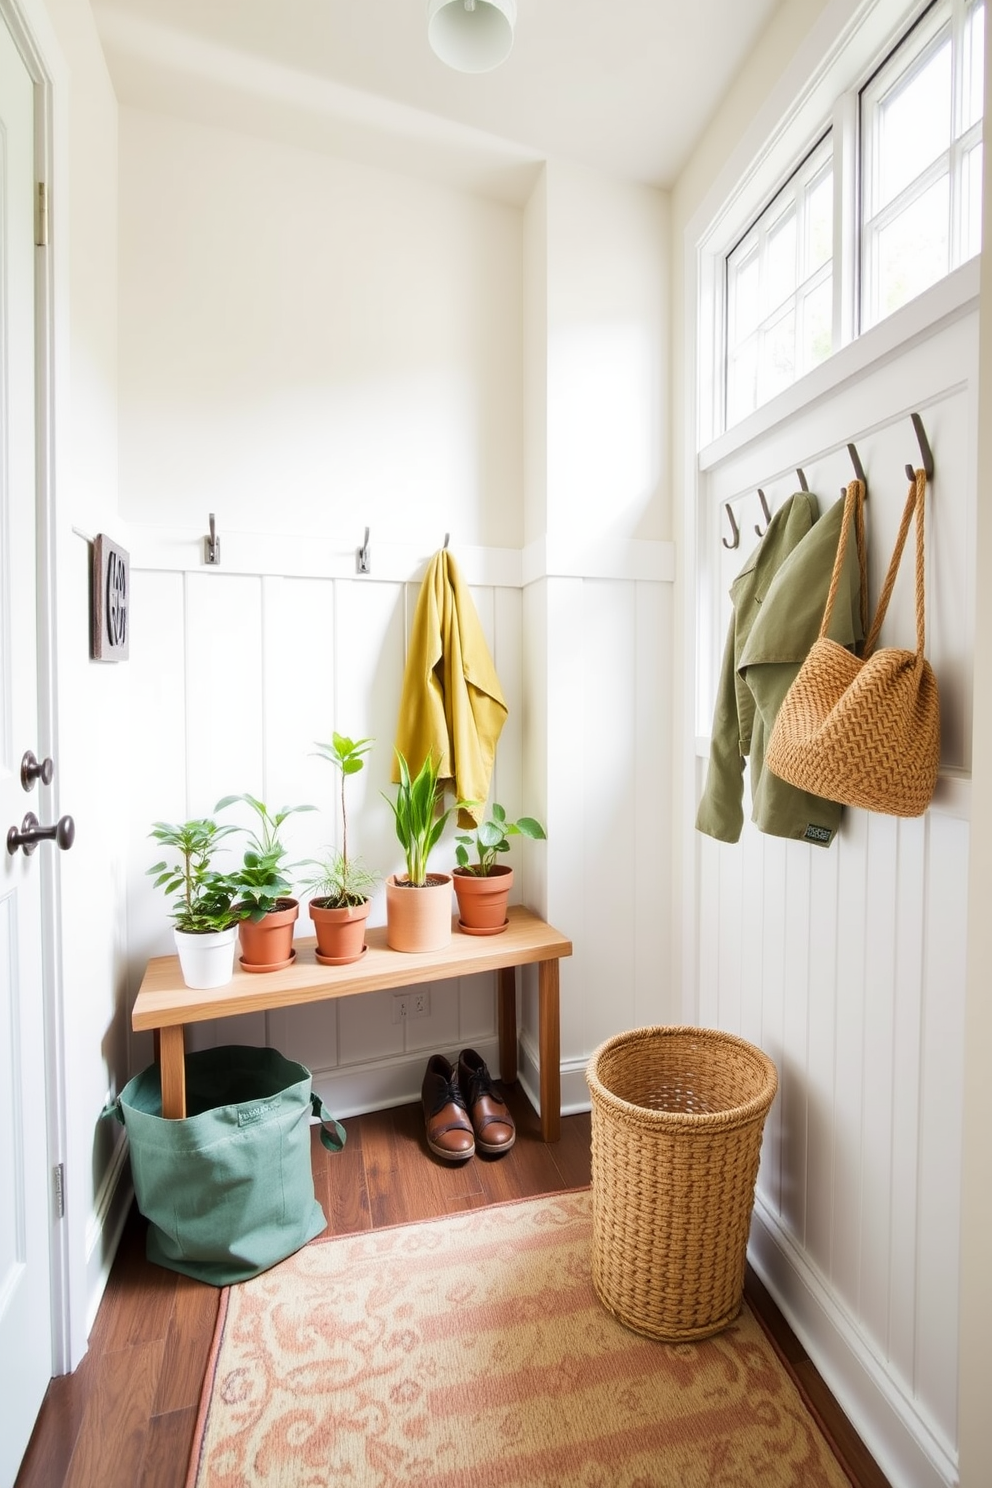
left=36, top=181, right=48, bottom=248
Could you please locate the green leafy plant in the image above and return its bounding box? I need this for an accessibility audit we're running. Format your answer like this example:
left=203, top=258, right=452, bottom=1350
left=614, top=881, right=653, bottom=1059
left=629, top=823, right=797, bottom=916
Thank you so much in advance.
left=454, top=803, right=547, bottom=877
left=147, top=817, right=240, bottom=933
left=383, top=750, right=466, bottom=886
left=216, top=793, right=316, bottom=921
left=304, top=732, right=379, bottom=908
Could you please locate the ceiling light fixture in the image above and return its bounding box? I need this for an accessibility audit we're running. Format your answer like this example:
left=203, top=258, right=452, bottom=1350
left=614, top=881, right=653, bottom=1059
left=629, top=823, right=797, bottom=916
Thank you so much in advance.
left=427, top=0, right=516, bottom=74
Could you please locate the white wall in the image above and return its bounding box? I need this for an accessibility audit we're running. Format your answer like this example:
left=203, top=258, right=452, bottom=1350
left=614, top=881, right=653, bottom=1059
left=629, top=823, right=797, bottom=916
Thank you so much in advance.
left=954, top=11, right=992, bottom=1485
left=693, top=297, right=976, bottom=1488
left=671, top=0, right=989, bottom=1484
left=118, top=107, right=524, bottom=551
left=116, top=118, right=674, bottom=1127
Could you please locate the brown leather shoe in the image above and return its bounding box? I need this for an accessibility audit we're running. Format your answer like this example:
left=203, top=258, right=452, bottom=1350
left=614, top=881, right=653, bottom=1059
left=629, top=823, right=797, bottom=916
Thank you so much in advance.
left=422, top=1054, right=475, bottom=1161
left=458, top=1048, right=515, bottom=1156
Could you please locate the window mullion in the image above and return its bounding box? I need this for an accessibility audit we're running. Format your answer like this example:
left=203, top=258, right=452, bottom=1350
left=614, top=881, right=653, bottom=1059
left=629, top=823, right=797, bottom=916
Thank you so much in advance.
left=834, top=89, right=859, bottom=346
left=864, top=148, right=953, bottom=236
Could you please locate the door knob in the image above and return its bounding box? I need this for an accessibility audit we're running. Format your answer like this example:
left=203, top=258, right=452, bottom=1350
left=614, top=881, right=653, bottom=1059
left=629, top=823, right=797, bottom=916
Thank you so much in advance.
left=20, top=750, right=54, bottom=791
left=6, top=811, right=75, bottom=856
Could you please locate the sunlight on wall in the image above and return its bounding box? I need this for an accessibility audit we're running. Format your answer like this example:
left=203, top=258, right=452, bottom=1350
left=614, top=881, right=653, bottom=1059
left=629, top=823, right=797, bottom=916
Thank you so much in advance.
left=547, top=321, right=659, bottom=537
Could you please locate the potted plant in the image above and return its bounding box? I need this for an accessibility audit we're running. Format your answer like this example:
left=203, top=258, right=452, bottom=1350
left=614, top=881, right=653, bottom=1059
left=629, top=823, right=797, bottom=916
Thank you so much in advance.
left=304, top=732, right=379, bottom=965
left=147, top=817, right=241, bottom=988
left=452, top=803, right=547, bottom=934
left=216, top=793, right=315, bottom=972
left=382, top=751, right=465, bottom=952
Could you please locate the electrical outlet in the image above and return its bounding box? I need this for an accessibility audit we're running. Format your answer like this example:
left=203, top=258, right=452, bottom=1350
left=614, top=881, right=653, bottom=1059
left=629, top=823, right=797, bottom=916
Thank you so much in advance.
left=392, top=989, right=431, bottom=1024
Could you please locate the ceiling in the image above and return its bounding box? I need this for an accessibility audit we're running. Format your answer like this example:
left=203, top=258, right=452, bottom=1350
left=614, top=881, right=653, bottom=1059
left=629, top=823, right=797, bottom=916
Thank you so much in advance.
left=92, top=0, right=783, bottom=201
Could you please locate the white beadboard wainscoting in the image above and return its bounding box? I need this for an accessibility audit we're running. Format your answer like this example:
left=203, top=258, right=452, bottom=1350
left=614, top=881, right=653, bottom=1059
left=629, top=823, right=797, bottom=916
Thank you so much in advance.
left=687, top=285, right=978, bottom=1488
left=123, top=536, right=675, bottom=1127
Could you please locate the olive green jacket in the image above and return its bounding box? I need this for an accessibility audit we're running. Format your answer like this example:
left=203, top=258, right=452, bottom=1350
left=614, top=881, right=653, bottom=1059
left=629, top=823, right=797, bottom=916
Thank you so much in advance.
left=696, top=491, right=865, bottom=848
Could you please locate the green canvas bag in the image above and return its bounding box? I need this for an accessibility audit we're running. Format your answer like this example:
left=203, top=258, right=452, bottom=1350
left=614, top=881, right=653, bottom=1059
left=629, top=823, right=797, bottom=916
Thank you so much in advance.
left=107, top=1044, right=346, bottom=1286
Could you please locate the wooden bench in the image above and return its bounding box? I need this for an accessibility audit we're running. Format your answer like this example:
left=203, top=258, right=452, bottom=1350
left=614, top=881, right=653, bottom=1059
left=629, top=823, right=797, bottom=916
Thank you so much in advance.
left=132, top=904, right=573, bottom=1141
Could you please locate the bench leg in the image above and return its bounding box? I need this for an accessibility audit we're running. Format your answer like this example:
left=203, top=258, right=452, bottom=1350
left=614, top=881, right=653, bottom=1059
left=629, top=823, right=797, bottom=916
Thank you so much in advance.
left=159, top=1025, right=187, bottom=1119
left=497, top=966, right=517, bottom=1084
left=538, top=959, right=561, bottom=1143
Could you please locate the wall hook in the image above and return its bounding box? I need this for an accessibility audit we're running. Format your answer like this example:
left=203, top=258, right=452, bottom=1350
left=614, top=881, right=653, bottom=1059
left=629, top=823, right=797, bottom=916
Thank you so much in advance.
left=905, top=412, right=934, bottom=481
left=754, top=489, right=772, bottom=538
left=722, top=503, right=740, bottom=551
left=797, top=467, right=809, bottom=491
left=443, top=532, right=450, bottom=549
left=204, top=513, right=220, bottom=566
left=842, top=442, right=867, bottom=500
left=356, top=526, right=371, bottom=576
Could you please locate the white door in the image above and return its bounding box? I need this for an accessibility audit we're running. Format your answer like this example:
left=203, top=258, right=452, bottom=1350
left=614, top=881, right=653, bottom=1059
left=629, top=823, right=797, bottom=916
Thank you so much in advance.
left=0, top=14, right=54, bottom=1487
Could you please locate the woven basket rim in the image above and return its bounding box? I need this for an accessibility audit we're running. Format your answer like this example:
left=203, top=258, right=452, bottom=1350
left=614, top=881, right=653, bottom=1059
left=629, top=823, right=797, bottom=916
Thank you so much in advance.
left=585, top=1024, right=778, bottom=1128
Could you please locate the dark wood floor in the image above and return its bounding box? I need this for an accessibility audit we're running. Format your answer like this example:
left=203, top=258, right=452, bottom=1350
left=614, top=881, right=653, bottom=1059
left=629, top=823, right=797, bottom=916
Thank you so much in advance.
left=16, top=1085, right=890, bottom=1488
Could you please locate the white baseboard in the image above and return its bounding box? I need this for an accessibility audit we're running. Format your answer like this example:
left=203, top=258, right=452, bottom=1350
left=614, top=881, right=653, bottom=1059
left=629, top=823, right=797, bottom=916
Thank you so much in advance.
left=310, top=1037, right=504, bottom=1122
left=312, top=1040, right=591, bottom=1134
left=516, top=1033, right=592, bottom=1121
left=84, top=1136, right=133, bottom=1340
left=748, top=1198, right=958, bottom=1488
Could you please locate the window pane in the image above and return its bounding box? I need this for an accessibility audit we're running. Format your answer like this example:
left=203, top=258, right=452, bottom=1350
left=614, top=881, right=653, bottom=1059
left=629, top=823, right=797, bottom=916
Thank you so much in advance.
left=806, top=170, right=833, bottom=274
left=758, top=308, right=795, bottom=404
left=724, top=134, right=831, bottom=427
left=963, top=1, right=985, bottom=132
left=876, top=174, right=950, bottom=319
left=732, top=248, right=760, bottom=340
left=765, top=208, right=797, bottom=310
left=800, top=277, right=833, bottom=371
left=878, top=38, right=951, bottom=209
left=962, top=138, right=984, bottom=259
left=727, top=336, right=758, bottom=425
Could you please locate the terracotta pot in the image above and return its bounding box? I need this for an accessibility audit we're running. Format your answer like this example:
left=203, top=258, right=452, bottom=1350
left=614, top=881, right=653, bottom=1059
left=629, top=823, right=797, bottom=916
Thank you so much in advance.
left=385, top=874, right=453, bottom=952
left=237, top=898, right=299, bottom=972
left=452, top=864, right=513, bottom=935
left=308, top=897, right=371, bottom=966
left=174, top=926, right=238, bottom=989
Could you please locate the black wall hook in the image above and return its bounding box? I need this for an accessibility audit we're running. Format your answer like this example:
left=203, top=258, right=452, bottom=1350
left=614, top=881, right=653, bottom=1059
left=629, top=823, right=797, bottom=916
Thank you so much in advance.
left=842, top=442, right=867, bottom=499
left=797, top=467, right=809, bottom=491
left=722, top=503, right=740, bottom=550
left=905, top=412, right=934, bottom=480
left=754, top=489, right=772, bottom=538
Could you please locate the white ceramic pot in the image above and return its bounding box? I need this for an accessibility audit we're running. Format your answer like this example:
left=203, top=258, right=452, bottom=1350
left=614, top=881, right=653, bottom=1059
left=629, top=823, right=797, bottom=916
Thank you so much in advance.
left=174, top=925, right=238, bottom=989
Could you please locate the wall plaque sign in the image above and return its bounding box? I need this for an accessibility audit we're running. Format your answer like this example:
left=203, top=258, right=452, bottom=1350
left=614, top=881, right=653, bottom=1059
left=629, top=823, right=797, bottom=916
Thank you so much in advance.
left=92, top=534, right=129, bottom=661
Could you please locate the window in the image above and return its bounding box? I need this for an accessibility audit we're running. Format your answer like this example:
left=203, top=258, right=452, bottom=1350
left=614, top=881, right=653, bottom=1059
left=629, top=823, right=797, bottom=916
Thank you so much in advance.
left=720, top=0, right=983, bottom=432
left=861, top=0, right=984, bottom=328
left=726, top=137, right=834, bottom=427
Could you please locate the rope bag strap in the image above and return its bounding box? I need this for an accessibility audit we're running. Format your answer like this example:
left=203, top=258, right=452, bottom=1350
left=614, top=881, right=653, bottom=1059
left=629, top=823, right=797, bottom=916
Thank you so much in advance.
left=861, top=468, right=928, bottom=665
left=818, top=478, right=868, bottom=642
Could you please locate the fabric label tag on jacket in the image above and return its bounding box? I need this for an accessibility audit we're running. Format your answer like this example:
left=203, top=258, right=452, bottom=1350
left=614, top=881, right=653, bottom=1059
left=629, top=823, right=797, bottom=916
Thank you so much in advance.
left=804, top=823, right=833, bottom=846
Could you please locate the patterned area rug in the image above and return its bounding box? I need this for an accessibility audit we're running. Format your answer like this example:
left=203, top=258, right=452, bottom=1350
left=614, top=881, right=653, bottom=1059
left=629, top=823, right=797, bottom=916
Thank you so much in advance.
left=186, top=1190, right=851, bottom=1488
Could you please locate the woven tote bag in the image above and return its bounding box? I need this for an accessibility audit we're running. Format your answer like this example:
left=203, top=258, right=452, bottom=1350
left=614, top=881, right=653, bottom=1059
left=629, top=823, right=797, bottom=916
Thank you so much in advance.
left=765, top=470, right=939, bottom=817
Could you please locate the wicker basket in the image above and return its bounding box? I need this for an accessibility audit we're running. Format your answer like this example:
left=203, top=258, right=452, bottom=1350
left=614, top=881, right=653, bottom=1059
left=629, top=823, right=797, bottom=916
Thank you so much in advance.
left=586, top=1025, right=778, bottom=1342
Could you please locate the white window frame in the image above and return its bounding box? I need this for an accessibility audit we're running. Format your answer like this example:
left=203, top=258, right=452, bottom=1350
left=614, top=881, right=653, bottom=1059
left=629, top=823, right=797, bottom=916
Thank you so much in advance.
left=725, top=134, right=835, bottom=427
left=698, top=0, right=982, bottom=444
left=860, top=0, right=984, bottom=330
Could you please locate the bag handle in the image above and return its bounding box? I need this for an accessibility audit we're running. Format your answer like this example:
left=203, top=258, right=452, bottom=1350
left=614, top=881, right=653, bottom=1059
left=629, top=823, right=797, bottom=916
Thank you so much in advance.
left=819, top=479, right=868, bottom=643
left=311, top=1091, right=347, bottom=1153
left=862, top=468, right=928, bottom=665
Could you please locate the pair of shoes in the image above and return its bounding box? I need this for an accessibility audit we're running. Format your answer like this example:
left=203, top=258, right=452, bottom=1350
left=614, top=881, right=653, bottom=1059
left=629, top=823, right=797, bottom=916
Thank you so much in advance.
left=421, top=1050, right=516, bottom=1162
